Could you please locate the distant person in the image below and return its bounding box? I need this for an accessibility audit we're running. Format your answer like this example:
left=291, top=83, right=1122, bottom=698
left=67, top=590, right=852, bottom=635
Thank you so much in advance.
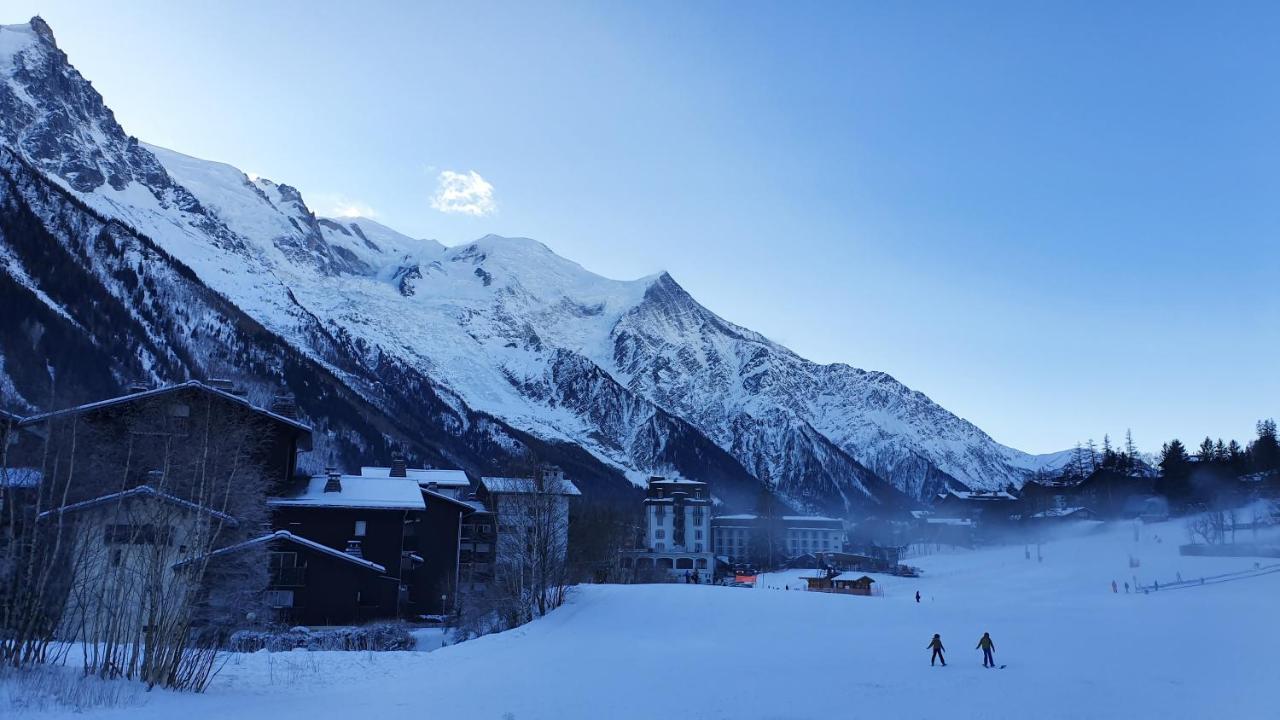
left=927, top=634, right=946, bottom=666
left=1124, top=582, right=1129, bottom=593
left=976, top=632, right=996, bottom=668
left=1111, top=580, right=1118, bottom=593
left=915, top=591, right=921, bottom=603
left=1176, top=572, right=1182, bottom=583
left=1153, top=580, right=1159, bottom=591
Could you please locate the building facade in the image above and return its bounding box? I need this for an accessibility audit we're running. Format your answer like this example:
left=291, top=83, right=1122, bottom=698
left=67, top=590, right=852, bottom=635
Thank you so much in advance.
left=621, top=476, right=716, bottom=582
left=711, top=514, right=846, bottom=565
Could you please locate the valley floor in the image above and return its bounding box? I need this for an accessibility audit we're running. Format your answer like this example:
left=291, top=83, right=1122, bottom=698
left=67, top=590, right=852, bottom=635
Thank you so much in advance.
left=9, top=516, right=1280, bottom=720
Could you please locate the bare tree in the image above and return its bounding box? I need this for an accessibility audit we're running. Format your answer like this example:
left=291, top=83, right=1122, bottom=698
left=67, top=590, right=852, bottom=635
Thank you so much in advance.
left=3, top=389, right=274, bottom=691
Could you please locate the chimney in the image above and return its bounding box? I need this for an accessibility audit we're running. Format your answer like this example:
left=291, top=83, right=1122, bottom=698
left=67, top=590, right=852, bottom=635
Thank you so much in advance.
left=390, top=450, right=407, bottom=478
left=271, top=393, right=298, bottom=419
left=323, top=468, right=342, bottom=493
left=345, top=540, right=363, bottom=558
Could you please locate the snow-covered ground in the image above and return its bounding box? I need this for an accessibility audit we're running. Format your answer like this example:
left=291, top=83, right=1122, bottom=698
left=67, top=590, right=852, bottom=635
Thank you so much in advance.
left=9, top=516, right=1280, bottom=719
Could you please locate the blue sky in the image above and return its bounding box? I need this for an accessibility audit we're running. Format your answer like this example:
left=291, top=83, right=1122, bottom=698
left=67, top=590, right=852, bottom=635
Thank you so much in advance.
left=11, top=1, right=1279, bottom=454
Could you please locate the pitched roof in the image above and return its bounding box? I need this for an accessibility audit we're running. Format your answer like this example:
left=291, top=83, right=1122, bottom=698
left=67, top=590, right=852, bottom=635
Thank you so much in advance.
left=360, top=467, right=471, bottom=487
left=936, top=489, right=1017, bottom=503
left=479, top=476, right=581, bottom=496
left=269, top=474, right=426, bottom=510
left=832, top=573, right=876, bottom=583
left=173, top=530, right=386, bottom=573
left=421, top=486, right=481, bottom=513
left=37, top=485, right=239, bottom=526
left=18, top=381, right=312, bottom=448
left=1030, top=506, right=1095, bottom=519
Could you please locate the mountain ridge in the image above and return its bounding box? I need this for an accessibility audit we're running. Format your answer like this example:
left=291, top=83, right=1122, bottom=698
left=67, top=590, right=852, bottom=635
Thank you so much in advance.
left=0, top=17, right=1070, bottom=514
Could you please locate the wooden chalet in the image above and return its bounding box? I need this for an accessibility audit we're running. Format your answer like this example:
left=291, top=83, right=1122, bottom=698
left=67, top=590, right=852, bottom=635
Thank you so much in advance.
left=802, top=571, right=878, bottom=596
left=180, top=530, right=398, bottom=627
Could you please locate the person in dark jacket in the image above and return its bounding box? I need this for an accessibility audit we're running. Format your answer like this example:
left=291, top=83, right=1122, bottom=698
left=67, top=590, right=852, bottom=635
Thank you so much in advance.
left=927, top=634, right=946, bottom=666
left=976, top=632, right=996, bottom=667
left=915, top=591, right=921, bottom=603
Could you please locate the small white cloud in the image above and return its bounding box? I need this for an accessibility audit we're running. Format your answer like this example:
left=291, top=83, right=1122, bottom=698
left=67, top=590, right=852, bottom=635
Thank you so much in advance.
left=431, top=170, right=496, bottom=216
left=311, top=193, right=379, bottom=219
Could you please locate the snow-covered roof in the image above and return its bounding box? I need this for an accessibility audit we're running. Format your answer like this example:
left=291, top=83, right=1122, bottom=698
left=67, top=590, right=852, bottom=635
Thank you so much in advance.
left=174, top=530, right=386, bottom=573
left=1030, top=506, right=1094, bottom=519
left=17, top=381, right=312, bottom=442
left=421, top=486, right=482, bottom=512
left=646, top=476, right=706, bottom=486
left=712, top=514, right=842, bottom=523
left=270, top=475, right=426, bottom=510
left=936, top=489, right=1017, bottom=502
left=359, top=467, right=471, bottom=487
left=480, top=476, right=581, bottom=496
left=832, top=572, right=875, bottom=583
left=38, top=485, right=238, bottom=526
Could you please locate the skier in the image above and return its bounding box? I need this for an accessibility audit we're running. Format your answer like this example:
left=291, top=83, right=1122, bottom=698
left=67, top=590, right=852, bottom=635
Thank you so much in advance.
left=927, top=634, right=946, bottom=666
left=915, top=591, right=921, bottom=604
left=1111, top=580, right=1118, bottom=593
left=976, top=632, right=996, bottom=668
left=1124, top=582, right=1129, bottom=593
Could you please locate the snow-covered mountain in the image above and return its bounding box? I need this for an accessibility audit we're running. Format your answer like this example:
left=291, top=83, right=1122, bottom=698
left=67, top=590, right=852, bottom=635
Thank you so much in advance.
left=0, top=18, right=1069, bottom=514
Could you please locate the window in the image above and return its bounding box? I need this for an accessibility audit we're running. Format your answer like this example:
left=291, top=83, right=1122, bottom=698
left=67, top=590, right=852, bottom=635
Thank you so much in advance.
left=264, top=590, right=295, bottom=608
left=269, top=552, right=298, bottom=569
left=354, top=520, right=367, bottom=537
left=655, top=529, right=665, bottom=539
left=694, top=530, right=703, bottom=540
left=694, top=543, right=703, bottom=552
left=656, top=543, right=665, bottom=552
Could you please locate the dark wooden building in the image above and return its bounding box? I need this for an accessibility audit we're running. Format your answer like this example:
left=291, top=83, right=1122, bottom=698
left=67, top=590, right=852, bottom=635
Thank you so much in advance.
left=10, top=381, right=312, bottom=503
left=270, top=470, right=426, bottom=620
left=184, top=530, right=398, bottom=626
left=269, top=466, right=476, bottom=619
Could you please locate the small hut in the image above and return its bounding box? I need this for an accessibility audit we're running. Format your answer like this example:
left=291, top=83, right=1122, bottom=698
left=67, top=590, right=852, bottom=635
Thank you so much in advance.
left=830, top=573, right=876, bottom=596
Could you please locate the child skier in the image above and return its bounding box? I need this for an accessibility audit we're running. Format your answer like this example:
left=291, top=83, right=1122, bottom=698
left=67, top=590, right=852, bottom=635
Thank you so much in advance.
left=927, top=634, right=946, bottom=666
left=976, top=632, right=996, bottom=668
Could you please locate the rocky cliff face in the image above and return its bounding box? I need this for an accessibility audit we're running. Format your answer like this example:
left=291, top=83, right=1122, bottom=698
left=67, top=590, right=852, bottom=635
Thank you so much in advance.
left=0, top=18, right=1068, bottom=514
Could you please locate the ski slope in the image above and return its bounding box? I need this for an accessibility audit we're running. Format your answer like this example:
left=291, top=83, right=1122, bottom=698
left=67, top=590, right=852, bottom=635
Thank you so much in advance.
left=11, top=516, right=1280, bottom=719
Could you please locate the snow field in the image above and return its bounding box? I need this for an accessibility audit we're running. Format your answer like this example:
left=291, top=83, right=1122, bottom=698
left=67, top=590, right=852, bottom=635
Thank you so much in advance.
left=11, top=515, right=1279, bottom=719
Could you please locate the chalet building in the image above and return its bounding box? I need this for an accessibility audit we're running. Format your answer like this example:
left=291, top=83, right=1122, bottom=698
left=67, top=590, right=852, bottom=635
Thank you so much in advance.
left=36, top=485, right=240, bottom=641
left=3, top=382, right=313, bottom=640
left=183, top=530, right=398, bottom=627
left=269, top=469, right=432, bottom=619
left=358, top=462, right=479, bottom=611
left=711, top=514, right=845, bottom=564
left=932, top=489, right=1018, bottom=522
left=10, top=380, right=313, bottom=501
left=801, top=571, right=878, bottom=596
left=1072, top=471, right=1156, bottom=517
left=1026, top=506, right=1098, bottom=523
left=620, top=476, right=716, bottom=582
